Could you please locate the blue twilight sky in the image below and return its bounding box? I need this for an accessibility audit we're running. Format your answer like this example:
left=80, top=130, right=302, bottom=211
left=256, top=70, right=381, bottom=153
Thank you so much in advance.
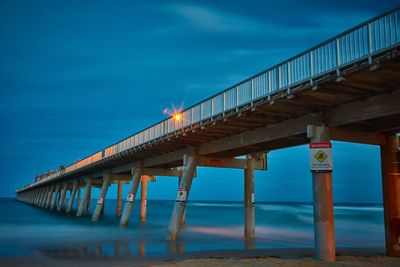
left=0, top=0, right=397, bottom=202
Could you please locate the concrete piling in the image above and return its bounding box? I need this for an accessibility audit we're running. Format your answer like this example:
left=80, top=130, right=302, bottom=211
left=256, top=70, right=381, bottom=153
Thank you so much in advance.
left=116, top=181, right=123, bottom=217
left=76, top=179, right=92, bottom=217
left=244, top=155, right=256, bottom=241
left=166, top=153, right=197, bottom=241
left=120, top=168, right=142, bottom=227
left=57, top=183, right=68, bottom=211
left=380, top=135, right=400, bottom=257
left=39, top=188, right=47, bottom=207
left=43, top=187, right=51, bottom=207
left=35, top=188, right=44, bottom=206
left=140, top=176, right=148, bottom=223
left=66, top=181, right=78, bottom=214
left=178, top=177, right=186, bottom=228
left=309, top=125, right=335, bottom=261
left=45, top=186, right=54, bottom=209
left=76, top=187, right=81, bottom=209
left=92, top=174, right=111, bottom=221
left=50, top=184, right=60, bottom=210
left=86, top=186, right=91, bottom=214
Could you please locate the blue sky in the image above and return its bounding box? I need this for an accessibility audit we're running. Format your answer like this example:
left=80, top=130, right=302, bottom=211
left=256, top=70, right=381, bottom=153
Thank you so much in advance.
left=0, top=0, right=397, bottom=202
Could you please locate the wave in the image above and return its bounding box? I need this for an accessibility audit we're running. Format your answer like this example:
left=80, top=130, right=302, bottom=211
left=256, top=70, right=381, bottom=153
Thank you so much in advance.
left=188, top=202, right=243, bottom=208
left=334, top=206, right=382, bottom=212
left=257, top=204, right=312, bottom=214
left=186, top=225, right=313, bottom=242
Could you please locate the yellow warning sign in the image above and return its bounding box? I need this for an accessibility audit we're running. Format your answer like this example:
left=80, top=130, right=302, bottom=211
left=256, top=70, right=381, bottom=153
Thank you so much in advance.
left=314, top=150, right=328, bottom=163
left=310, top=142, right=333, bottom=171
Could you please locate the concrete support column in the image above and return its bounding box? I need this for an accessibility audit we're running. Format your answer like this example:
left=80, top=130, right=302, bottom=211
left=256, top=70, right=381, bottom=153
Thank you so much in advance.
left=77, top=179, right=92, bottom=217
left=32, top=189, right=39, bottom=205
left=35, top=188, right=44, bottom=206
left=45, top=186, right=54, bottom=208
left=86, top=186, right=92, bottom=214
left=37, top=188, right=44, bottom=207
left=92, top=174, right=111, bottom=221
left=41, top=187, right=50, bottom=207
left=38, top=188, right=46, bottom=207
left=140, top=176, right=148, bottom=223
left=178, top=177, right=186, bottom=228
left=76, top=187, right=81, bottom=209
left=308, top=125, right=335, bottom=261
left=120, top=168, right=142, bottom=227
left=244, top=154, right=256, bottom=241
left=50, top=184, right=60, bottom=210
left=57, top=183, right=68, bottom=211
left=66, top=181, right=79, bottom=214
left=381, top=135, right=400, bottom=257
left=166, top=153, right=197, bottom=241
left=32, top=190, right=38, bottom=204
left=30, top=190, right=35, bottom=204
left=116, top=181, right=123, bottom=217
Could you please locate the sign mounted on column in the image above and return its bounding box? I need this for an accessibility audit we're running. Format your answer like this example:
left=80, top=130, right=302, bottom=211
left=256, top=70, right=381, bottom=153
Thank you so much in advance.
left=126, top=192, right=135, bottom=202
left=176, top=188, right=188, bottom=202
left=310, top=142, right=333, bottom=171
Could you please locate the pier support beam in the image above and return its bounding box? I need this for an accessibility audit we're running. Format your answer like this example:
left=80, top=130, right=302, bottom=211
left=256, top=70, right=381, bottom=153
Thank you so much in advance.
left=66, top=181, right=79, bottom=214
left=77, top=179, right=92, bottom=217
left=116, top=181, right=123, bottom=217
left=77, top=187, right=81, bottom=209
left=120, top=168, right=142, bottom=227
left=50, top=184, right=60, bottom=210
left=42, top=187, right=51, bottom=207
left=140, top=176, right=148, bottom=223
left=57, top=183, right=68, bottom=211
left=244, top=154, right=256, bottom=242
left=167, top=153, right=197, bottom=241
left=380, top=135, right=400, bottom=257
left=178, top=177, right=186, bottom=228
left=39, top=188, right=48, bottom=207
left=86, top=187, right=92, bottom=214
left=308, top=125, right=335, bottom=261
left=45, top=186, right=54, bottom=208
left=92, top=174, right=111, bottom=221
left=30, top=190, right=36, bottom=204
left=36, top=188, right=44, bottom=206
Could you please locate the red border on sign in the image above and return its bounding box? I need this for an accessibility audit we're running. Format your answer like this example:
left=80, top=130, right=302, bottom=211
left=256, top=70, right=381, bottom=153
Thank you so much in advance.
left=310, top=142, right=332, bottom=148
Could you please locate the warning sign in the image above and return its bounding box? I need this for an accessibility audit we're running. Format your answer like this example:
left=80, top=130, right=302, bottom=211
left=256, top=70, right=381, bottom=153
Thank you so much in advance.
left=310, top=142, right=332, bottom=171
left=176, top=188, right=188, bottom=202
left=97, top=197, right=103, bottom=205
left=126, top=192, right=134, bottom=202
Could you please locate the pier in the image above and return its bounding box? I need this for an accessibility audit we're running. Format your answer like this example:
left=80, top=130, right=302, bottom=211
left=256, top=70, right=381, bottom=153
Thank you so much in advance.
left=15, top=8, right=400, bottom=261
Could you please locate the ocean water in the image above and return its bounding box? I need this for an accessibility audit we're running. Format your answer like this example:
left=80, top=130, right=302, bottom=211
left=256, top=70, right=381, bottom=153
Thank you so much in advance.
left=0, top=198, right=384, bottom=259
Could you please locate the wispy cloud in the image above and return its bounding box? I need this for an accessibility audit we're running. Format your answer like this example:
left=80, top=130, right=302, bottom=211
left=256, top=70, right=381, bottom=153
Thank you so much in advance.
left=159, top=3, right=265, bottom=34
left=156, top=2, right=375, bottom=39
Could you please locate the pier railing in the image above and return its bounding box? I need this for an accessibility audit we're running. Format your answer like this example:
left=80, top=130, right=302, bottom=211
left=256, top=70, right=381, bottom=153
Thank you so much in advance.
left=21, top=8, right=400, bottom=190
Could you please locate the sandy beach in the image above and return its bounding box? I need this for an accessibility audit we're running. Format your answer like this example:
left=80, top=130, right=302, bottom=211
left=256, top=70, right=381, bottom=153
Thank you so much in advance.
left=1, top=248, right=399, bottom=267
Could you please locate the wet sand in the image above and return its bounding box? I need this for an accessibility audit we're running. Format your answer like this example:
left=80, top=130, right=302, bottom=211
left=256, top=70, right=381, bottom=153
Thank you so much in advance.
left=1, top=248, right=399, bottom=267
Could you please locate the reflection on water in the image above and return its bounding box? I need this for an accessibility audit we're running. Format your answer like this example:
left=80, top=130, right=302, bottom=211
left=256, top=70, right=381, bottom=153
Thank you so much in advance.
left=37, top=239, right=187, bottom=259
left=0, top=198, right=385, bottom=258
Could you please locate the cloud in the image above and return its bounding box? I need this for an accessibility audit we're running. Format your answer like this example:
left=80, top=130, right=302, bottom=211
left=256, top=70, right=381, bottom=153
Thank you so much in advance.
left=157, top=2, right=376, bottom=41
left=161, top=3, right=265, bottom=34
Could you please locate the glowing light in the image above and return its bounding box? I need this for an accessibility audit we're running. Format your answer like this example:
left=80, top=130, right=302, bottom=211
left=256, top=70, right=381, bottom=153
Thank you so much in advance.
left=173, top=113, right=182, bottom=121
left=162, top=104, right=184, bottom=123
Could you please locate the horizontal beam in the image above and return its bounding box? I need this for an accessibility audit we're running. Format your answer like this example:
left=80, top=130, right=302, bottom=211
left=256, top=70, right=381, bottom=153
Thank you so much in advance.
left=140, top=168, right=180, bottom=177
left=197, top=156, right=267, bottom=170
left=197, top=113, right=322, bottom=156
left=329, top=127, right=385, bottom=145
left=326, top=90, right=400, bottom=126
